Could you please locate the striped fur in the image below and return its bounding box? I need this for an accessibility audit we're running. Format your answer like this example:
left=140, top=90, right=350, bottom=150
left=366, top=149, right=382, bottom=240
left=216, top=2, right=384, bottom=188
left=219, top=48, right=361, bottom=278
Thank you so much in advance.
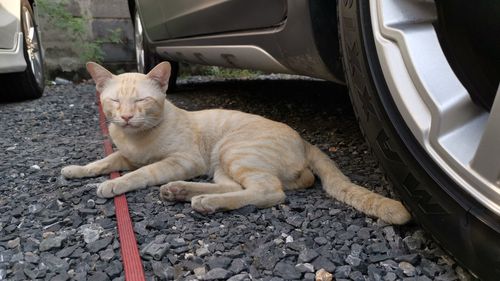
left=61, top=62, right=411, bottom=225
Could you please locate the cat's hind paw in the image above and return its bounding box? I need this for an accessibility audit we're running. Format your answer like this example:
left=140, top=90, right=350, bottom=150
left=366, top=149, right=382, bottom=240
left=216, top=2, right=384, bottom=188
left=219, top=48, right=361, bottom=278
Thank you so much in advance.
left=61, top=165, right=87, bottom=179
left=96, top=181, right=121, bottom=198
left=191, top=195, right=217, bottom=214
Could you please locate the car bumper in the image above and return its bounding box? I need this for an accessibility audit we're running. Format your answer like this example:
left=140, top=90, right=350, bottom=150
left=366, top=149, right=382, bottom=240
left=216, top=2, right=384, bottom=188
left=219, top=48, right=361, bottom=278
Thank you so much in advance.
left=0, top=32, right=27, bottom=74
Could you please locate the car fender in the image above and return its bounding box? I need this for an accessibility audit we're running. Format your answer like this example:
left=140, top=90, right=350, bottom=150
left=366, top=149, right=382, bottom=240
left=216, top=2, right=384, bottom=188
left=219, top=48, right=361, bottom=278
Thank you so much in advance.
left=0, top=0, right=27, bottom=73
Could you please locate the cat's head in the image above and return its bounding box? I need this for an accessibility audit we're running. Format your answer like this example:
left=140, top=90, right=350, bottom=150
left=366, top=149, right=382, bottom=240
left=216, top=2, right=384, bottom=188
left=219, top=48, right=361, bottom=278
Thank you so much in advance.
left=86, top=62, right=171, bottom=133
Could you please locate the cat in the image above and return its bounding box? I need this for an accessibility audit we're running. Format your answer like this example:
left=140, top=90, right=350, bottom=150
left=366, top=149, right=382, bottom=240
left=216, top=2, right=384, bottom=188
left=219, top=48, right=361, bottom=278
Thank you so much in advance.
left=61, top=61, right=411, bottom=225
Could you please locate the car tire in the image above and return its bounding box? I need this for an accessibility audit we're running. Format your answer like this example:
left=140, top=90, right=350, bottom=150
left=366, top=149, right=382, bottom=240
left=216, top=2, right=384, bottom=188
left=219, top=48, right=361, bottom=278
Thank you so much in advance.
left=0, top=0, right=45, bottom=102
left=133, top=7, right=178, bottom=92
left=337, top=1, right=500, bottom=280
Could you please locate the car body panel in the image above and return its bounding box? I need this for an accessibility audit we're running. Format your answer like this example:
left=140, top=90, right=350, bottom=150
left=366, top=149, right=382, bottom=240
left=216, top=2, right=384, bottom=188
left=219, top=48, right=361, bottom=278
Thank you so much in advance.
left=143, top=0, right=287, bottom=41
left=135, top=0, right=342, bottom=82
left=0, top=0, right=27, bottom=73
left=0, top=0, right=20, bottom=49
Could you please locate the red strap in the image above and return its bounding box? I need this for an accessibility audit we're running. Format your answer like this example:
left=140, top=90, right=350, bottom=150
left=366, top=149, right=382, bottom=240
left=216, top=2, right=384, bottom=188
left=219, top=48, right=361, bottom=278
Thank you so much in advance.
left=97, top=92, right=146, bottom=281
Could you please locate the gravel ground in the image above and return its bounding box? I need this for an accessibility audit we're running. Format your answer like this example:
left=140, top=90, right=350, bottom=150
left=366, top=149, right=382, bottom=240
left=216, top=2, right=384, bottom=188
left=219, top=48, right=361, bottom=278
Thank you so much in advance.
left=0, top=77, right=472, bottom=281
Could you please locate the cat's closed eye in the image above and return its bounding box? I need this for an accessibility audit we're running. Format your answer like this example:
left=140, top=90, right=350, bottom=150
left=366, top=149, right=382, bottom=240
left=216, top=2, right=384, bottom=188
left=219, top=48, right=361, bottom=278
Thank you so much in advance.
left=135, top=98, right=150, bottom=103
left=110, top=98, right=119, bottom=103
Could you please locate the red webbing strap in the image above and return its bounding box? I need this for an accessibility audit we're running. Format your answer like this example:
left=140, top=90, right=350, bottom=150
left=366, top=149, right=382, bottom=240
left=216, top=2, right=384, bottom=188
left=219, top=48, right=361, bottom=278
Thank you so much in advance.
left=96, top=92, right=146, bottom=281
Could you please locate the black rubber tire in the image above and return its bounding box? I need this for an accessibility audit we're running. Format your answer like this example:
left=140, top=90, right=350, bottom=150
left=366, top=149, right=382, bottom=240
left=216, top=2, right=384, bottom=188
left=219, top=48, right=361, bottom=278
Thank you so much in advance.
left=0, top=0, right=45, bottom=102
left=133, top=8, right=178, bottom=92
left=337, top=1, right=500, bottom=280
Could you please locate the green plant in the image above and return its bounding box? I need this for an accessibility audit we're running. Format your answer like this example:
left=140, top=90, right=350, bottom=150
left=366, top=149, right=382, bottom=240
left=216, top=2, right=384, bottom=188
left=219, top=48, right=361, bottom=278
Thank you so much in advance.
left=179, top=64, right=263, bottom=79
left=38, top=0, right=123, bottom=63
left=206, top=66, right=262, bottom=78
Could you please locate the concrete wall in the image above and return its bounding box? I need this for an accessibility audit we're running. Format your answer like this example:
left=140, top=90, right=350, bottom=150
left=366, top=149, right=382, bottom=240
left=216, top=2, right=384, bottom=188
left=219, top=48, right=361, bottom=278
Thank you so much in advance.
left=39, top=0, right=135, bottom=78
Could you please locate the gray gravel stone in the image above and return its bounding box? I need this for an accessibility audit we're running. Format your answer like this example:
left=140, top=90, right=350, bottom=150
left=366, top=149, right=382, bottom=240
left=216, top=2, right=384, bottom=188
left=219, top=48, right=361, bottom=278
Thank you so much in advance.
left=87, top=237, right=113, bottom=253
left=399, top=261, right=416, bottom=277
left=274, top=261, right=302, bottom=280
left=51, top=273, right=70, bottom=281
left=298, top=248, right=319, bottom=263
left=194, top=266, right=207, bottom=278
left=335, top=265, right=352, bottom=279
left=403, top=236, right=422, bottom=251
left=152, top=262, right=175, bottom=280
left=384, top=272, right=397, bottom=281
left=227, top=273, right=249, bottom=281
left=286, top=215, right=303, bottom=228
left=7, top=237, right=20, bottom=248
left=140, top=241, right=169, bottom=260
left=349, top=271, right=364, bottom=281
left=295, top=263, right=314, bottom=273
left=88, top=271, right=110, bottom=281
left=202, top=267, right=232, bottom=280
left=357, top=227, right=372, bottom=240
left=396, top=254, right=420, bottom=264
left=24, top=266, right=47, bottom=279
left=42, top=254, right=69, bottom=273
left=229, top=258, right=248, bottom=274
left=368, top=264, right=384, bottom=281
left=11, top=252, right=23, bottom=262
left=312, top=256, right=336, bottom=273
left=40, top=236, right=66, bottom=251
left=170, top=237, right=187, bottom=247
left=196, top=246, right=210, bottom=257
left=24, top=251, right=40, bottom=263
left=314, top=236, right=328, bottom=245
left=80, top=224, right=104, bottom=244
left=105, top=260, right=122, bottom=278
left=99, top=248, right=115, bottom=262
left=207, top=256, right=232, bottom=269
left=55, top=244, right=78, bottom=258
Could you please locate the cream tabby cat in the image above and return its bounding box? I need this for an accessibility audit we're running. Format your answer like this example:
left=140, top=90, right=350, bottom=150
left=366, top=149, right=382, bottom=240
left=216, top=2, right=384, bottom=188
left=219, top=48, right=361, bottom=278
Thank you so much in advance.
left=61, top=62, right=411, bottom=225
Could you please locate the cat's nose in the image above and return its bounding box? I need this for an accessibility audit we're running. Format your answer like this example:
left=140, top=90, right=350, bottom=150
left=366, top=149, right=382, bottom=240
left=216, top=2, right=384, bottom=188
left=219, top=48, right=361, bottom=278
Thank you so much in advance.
left=121, top=115, right=133, bottom=122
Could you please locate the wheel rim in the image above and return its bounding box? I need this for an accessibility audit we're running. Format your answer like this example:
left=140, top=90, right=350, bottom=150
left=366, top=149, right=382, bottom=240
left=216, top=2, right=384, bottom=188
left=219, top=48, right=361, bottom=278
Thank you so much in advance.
left=134, top=11, right=145, bottom=73
left=22, top=6, right=43, bottom=88
left=370, top=0, right=500, bottom=215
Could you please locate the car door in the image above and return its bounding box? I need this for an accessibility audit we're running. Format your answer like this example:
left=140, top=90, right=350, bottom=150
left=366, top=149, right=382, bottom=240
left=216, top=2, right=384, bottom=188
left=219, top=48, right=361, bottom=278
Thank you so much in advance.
left=138, top=0, right=287, bottom=41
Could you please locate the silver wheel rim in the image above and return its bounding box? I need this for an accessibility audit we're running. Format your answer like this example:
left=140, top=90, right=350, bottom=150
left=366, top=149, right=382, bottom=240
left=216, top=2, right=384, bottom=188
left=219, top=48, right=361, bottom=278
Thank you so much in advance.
left=134, top=11, right=145, bottom=73
left=22, top=6, right=43, bottom=88
left=370, top=0, right=500, bottom=215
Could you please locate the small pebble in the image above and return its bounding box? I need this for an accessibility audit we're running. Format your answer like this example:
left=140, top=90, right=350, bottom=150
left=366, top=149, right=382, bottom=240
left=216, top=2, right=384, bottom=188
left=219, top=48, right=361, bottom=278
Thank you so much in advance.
left=316, top=268, right=333, bottom=281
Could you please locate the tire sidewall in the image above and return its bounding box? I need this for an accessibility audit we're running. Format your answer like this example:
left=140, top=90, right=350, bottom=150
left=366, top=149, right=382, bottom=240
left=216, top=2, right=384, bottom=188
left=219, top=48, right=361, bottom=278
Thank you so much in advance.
left=133, top=8, right=177, bottom=92
left=133, top=8, right=157, bottom=73
left=21, top=0, right=45, bottom=95
left=337, top=1, right=500, bottom=280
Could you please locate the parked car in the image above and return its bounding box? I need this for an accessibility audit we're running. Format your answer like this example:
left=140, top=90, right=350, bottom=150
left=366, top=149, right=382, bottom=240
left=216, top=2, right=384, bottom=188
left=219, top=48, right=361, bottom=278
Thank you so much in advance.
left=0, top=0, right=45, bottom=101
left=129, top=0, right=500, bottom=280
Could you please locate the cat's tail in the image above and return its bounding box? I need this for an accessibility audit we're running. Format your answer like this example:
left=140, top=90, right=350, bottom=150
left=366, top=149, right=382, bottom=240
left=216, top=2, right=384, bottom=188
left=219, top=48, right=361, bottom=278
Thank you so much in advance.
left=306, top=142, right=411, bottom=225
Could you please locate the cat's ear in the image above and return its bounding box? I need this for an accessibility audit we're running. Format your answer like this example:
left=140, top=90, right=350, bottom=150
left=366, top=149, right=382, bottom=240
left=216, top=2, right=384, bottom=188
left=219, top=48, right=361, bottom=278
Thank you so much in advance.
left=147, top=62, right=171, bottom=91
left=86, top=62, right=114, bottom=92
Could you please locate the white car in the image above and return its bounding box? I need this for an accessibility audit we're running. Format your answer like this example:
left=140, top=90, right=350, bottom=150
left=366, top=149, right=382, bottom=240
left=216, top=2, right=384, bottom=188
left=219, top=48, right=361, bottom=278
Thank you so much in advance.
left=0, top=0, right=45, bottom=101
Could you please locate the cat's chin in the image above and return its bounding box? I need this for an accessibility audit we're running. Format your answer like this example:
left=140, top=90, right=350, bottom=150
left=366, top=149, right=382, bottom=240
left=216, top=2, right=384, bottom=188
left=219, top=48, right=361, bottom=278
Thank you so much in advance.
left=114, top=123, right=145, bottom=133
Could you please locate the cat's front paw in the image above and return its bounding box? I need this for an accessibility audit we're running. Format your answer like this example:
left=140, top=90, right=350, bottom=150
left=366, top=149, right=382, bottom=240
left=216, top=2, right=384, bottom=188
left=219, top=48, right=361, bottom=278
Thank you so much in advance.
left=160, top=182, right=189, bottom=201
left=97, top=180, right=122, bottom=198
left=61, top=165, right=87, bottom=179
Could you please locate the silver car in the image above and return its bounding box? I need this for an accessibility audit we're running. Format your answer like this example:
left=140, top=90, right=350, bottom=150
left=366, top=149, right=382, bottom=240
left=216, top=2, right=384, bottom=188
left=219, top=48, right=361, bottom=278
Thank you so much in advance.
left=0, top=0, right=45, bottom=101
left=130, top=0, right=499, bottom=280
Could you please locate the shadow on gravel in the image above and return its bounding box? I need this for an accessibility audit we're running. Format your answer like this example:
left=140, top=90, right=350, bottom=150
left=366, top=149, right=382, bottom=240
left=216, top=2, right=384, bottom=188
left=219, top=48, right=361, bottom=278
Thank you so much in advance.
left=175, top=79, right=352, bottom=112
